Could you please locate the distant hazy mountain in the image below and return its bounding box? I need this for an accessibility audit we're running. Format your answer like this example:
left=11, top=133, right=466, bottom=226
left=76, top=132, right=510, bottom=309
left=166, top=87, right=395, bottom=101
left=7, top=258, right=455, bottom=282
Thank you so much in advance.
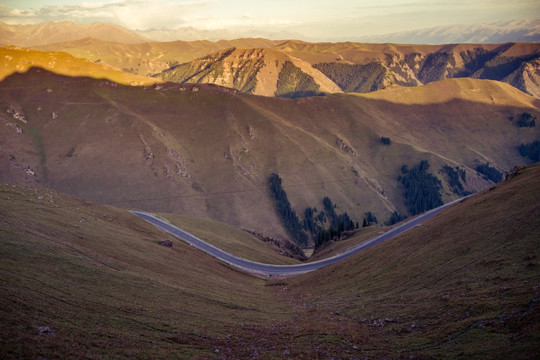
left=356, top=19, right=540, bottom=44
left=0, top=21, right=149, bottom=47
left=137, top=26, right=305, bottom=42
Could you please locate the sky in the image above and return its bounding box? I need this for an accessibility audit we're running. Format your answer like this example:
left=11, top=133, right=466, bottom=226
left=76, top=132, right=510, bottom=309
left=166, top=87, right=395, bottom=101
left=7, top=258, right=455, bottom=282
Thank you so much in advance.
left=1, top=0, right=539, bottom=39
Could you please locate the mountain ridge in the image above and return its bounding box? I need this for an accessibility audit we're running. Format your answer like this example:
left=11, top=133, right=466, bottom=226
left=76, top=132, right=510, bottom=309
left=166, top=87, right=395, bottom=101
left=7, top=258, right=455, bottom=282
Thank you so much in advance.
left=157, top=41, right=540, bottom=98
left=1, top=68, right=538, bottom=241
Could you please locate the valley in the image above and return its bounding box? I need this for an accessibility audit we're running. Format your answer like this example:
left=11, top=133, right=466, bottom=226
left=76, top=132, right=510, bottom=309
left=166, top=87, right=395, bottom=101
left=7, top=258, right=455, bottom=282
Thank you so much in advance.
left=1, top=161, right=538, bottom=358
left=0, top=18, right=539, bottom=359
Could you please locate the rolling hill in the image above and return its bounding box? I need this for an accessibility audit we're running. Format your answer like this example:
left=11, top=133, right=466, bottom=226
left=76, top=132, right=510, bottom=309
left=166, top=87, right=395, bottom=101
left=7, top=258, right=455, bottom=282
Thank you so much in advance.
left=11, top=32, right=537, bottom=98
left=1, top=68, right=538, bottom=243
left=0, top=46, right=160, bottom=86
left=32, top=38, right=283, bottom=77
left=1, top=159, right=538, bottom=358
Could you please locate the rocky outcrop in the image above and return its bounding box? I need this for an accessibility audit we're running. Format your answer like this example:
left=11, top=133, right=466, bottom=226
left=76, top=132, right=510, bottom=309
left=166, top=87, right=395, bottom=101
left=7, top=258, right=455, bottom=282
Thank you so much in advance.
left=336, top=138, right=357, bottom=155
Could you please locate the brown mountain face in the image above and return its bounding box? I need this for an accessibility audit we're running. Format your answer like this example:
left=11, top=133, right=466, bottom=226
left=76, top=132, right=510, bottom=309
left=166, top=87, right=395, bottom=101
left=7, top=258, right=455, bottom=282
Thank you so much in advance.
left=0, top=21, right=149, bottom=47
left=20, top=27, right=540, bottom=98
left=157, top=41, right=540, bottom=98
left=1, top=68, right=538, bottom=242
left=32, top=38, right=284, bottom=77
left=158, top=47, right=342, bottom=96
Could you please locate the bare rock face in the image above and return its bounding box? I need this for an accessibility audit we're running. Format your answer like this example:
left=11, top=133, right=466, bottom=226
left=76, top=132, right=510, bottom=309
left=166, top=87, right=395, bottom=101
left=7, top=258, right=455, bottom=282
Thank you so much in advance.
left=158, top=239, right=173, bottom=248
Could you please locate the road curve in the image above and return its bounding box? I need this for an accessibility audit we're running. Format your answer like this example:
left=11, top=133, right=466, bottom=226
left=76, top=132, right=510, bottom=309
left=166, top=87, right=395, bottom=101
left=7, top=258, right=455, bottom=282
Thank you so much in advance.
left=132, top=197, right=464, bottom=276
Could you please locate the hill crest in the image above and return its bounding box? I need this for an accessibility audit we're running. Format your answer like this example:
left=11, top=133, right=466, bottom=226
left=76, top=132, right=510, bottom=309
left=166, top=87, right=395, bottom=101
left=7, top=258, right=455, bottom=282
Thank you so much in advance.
left=1, top=68, right=538, bottom=241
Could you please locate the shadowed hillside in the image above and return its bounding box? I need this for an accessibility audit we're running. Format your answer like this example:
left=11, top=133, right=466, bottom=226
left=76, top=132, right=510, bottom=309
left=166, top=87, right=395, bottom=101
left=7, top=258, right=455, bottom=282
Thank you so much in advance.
left=0, top=69, right=539, bottom=242
left=1, top=162, right=538, bottom=358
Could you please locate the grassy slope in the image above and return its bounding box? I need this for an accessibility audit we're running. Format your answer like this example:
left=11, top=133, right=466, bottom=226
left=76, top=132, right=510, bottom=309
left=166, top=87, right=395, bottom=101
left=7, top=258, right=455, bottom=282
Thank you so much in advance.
left=1, top=69, right=539, bottom=243
left=1, top=163, right=538, bottom=359
left=228, top=164, right=540, bottom=358
left=0, top=184, right=290, bottom=359
left=33, top=38, right=284, bottom=78
left=0, top=46, right=160, bottom=86
left=158, top=213, right=302, bottom=265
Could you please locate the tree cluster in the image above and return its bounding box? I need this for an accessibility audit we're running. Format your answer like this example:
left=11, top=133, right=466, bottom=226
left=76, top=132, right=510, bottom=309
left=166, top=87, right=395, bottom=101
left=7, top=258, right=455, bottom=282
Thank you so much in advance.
left=398, top=160, right=443, bottom=215
left=313, top=197, right=357, bottom=249
left=314, top=62, right=388, bottom=93
left=380, top=136, right=392, bottom=145
left=476, top=163, right=503, bottom=183
left=518, top=140, right=540, bottom=162
left=268, top=173, right=308, bottom=245
left=364, top=211, right=378, bottom=225
left=510, top=112, right=537, bottom=128
left=440, top=165, right=468, bottom=195
left=268, top=174, right=360, bottom=249
left=386, top=211, right=407, bottom=226
left=275, top=61, right=322, bottom=99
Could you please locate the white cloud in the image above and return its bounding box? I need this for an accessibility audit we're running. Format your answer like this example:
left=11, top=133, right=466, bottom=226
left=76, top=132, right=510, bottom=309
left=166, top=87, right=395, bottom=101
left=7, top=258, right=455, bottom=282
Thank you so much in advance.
left=0, top=0, right=537, bottom=38
left=0, top=0, right=216, bottom=29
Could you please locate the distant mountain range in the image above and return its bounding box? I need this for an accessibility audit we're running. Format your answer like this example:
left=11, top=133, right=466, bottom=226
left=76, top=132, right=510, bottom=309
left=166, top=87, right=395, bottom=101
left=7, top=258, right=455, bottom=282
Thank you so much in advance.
left=136, top=18, right=540, bottom=44
left=1, top=19, right=539, bottom=46
left=356, top=19, right=540, bottom=44
left=0, top=21, right=148, bottom=47
left=155, top=41, right=540, bottom=98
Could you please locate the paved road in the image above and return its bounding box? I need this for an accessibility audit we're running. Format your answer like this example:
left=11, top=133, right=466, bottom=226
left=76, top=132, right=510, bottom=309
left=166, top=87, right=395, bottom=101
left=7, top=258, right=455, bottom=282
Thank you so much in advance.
left=132, top=197, right=464, bottom=276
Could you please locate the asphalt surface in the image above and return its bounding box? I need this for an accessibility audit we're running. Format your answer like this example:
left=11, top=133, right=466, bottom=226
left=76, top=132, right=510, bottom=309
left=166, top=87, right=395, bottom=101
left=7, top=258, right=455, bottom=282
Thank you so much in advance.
left=132, top=197, right=464, bottom=276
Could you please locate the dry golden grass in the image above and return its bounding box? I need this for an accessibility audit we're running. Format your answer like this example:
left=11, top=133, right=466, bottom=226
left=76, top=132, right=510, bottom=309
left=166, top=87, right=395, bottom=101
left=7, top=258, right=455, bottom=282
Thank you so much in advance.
left=0, top=46, right=160, bottom=85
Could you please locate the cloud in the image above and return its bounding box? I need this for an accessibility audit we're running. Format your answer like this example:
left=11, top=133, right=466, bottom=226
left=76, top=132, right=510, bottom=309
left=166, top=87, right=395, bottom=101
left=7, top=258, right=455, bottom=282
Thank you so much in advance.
left=0, top=0, right=215, bottom=29
left=185, top=13, right=298, bottom=30
left=0, top=0, right=299, bottom=31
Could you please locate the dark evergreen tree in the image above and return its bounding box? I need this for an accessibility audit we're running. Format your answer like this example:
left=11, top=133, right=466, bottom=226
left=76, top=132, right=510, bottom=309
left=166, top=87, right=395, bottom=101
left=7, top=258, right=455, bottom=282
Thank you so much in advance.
left=517, top=112, right=536, bottom=127
left=518, top=140, right=540, bottom=162
left=476, top=163, right=503, bottom=183
left=399, top=160, right=443, bottom=215
left=386, top=211, right=407, bottom=226
left=268, top=173, right=308, bottom=245
left=440, top=165, right=467, bottom=195
left=365, top=211, right=378, bottom=224
left=381, top=136, right=392, bottom=145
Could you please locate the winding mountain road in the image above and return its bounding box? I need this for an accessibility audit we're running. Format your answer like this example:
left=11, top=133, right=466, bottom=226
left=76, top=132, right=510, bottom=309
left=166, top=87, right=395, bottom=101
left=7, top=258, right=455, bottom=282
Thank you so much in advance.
left=132, top=197, right=464, bottom=276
